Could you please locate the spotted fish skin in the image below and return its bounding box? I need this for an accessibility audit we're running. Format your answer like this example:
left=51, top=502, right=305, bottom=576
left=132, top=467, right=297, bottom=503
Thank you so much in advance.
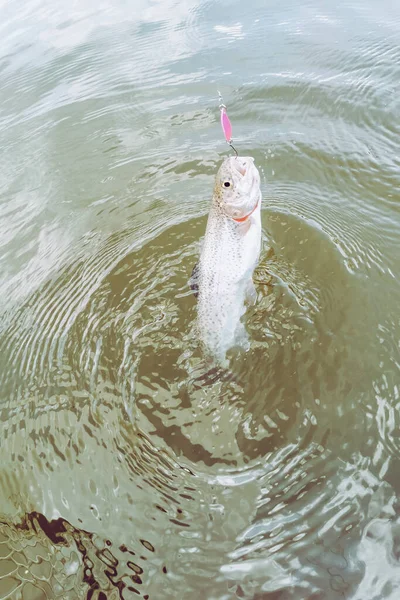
left=196, top=156, right=262, bottom=363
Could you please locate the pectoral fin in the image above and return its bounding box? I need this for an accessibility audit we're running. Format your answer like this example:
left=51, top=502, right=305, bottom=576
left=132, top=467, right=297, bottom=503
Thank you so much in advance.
left=245, top=279, right=257, bottom=305
left=237, top=218, right=252, bottom=236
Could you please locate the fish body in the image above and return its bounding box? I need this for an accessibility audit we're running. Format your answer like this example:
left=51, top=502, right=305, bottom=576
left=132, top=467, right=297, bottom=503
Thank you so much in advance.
left=195, top=156, right=262, bottom=363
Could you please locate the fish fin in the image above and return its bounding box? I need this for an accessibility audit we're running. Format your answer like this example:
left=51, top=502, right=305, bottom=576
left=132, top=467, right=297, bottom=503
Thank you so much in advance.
left=189, top=262, right=199, bottom=298
left=245, top=279, right=257, bottom=305
left=237, top=218, right=252, bottom=236
left=233, top=321, right=250, bottom=352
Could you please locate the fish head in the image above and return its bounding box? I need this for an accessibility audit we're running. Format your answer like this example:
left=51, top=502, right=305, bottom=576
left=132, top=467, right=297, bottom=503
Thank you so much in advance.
left=214, top=156, right=261, bottom=221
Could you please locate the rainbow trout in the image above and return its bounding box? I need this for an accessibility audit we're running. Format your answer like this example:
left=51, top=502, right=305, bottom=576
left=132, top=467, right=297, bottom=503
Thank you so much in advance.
left=194, top=156, right=262, bottom=363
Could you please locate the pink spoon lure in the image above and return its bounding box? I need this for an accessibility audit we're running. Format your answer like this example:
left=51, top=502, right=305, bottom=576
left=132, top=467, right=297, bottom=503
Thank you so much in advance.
left=218, top=92, right=238, bottom=156
left=220, top=106, right=232, bottom=143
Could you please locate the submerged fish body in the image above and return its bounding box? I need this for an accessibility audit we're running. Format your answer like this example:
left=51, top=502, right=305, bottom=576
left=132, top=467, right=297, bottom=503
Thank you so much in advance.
left=196, top=156, right=262, bottom=363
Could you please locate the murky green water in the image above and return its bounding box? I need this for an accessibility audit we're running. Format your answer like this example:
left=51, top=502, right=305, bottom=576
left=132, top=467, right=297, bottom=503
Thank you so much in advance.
left=0, top=0, right=399, bottom=598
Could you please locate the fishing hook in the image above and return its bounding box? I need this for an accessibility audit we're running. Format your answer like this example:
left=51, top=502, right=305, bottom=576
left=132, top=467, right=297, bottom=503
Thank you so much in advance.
left=229, top=142, right=238, bottom=157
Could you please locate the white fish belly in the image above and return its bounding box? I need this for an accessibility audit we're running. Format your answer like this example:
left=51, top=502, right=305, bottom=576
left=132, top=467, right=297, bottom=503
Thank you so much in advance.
left=197, top=209, right=261, bottom=362
left=198, top=280, right=247, bottom=361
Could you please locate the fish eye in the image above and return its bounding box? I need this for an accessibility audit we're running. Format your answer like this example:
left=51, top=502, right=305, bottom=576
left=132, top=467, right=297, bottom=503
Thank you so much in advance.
left=223, top=181, right=231, bottom=188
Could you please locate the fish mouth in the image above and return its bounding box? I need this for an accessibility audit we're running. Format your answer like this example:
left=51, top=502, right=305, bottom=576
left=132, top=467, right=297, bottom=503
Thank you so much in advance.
left=234, top=161, right=247, bottom=177
left=232, top=156, right=254, bottom=178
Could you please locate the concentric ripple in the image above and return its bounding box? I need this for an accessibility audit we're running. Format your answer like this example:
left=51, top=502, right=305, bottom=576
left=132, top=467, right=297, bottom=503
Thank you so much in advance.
left=1, top=0, right=400, bottom=598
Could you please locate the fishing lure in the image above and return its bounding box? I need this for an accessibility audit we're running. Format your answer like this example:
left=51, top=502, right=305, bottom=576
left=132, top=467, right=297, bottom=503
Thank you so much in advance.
left=218, top=91, right=238, bottom=156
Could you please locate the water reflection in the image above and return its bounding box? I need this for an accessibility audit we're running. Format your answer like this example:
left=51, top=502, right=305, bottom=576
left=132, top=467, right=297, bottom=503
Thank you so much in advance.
left=0, top=0, right=400, bottom=598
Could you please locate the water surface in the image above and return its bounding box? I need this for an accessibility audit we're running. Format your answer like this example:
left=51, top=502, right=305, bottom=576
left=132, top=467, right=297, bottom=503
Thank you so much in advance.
left=0, top=0, right=399, bottom=598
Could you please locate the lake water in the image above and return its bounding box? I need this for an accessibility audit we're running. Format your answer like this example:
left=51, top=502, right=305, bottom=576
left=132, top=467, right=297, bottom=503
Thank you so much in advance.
left=0, top=0, right=399, bottom=598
